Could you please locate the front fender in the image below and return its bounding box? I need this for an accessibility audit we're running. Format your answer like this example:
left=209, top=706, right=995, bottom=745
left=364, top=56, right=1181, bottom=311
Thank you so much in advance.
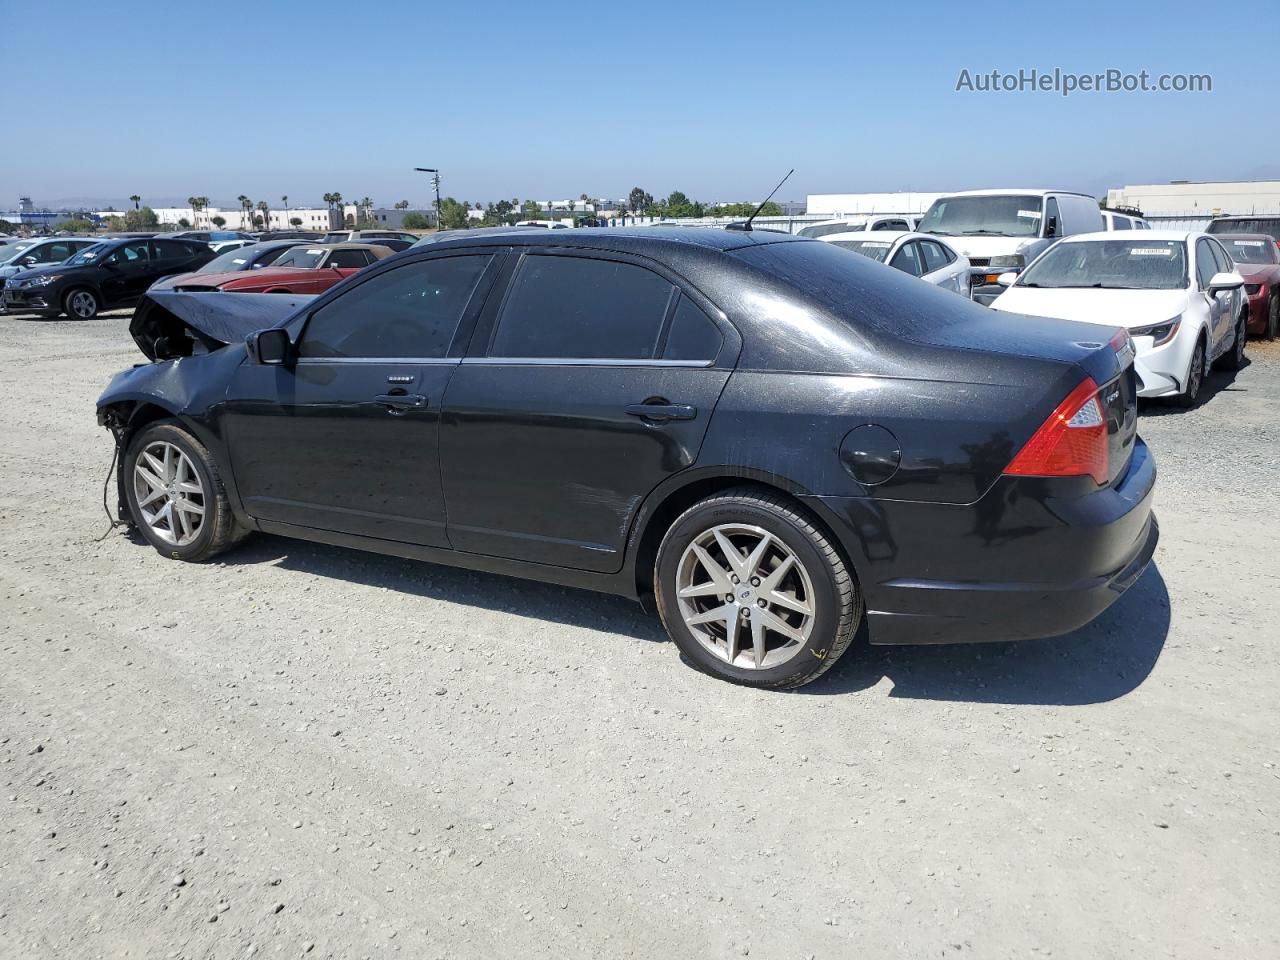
left=96, top=345, right=246, bottom=420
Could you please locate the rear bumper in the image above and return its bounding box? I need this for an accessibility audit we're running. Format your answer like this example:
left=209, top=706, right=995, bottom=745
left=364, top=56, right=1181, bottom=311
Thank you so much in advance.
left=1244, top=286, right=1269, bottom=334
left=804, top=437, right=1158, bottom=645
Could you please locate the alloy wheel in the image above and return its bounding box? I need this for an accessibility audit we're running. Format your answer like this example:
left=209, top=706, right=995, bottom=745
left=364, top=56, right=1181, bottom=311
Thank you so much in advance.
left=1186, top=342, right=1203, bottom=401
left=69, top=290, right=97, bottom=318
left=132, top=441, right=206, bottom=546
left=1269, top=297, right=1278, bottom=340
left=675, top=523, right=815, bottom=669
left=1235, top=316, right=1247, bottom=364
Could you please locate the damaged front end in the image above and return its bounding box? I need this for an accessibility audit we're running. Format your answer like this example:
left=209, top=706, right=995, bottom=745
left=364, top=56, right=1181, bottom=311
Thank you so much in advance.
left=130, top=290, right=313, bottom=360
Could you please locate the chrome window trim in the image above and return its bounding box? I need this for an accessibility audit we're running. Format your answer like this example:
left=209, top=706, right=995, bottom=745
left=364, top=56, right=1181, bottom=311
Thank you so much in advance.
left=294, top=356, right=459, bottom=365
left=461, top=357, right=714, bottom=368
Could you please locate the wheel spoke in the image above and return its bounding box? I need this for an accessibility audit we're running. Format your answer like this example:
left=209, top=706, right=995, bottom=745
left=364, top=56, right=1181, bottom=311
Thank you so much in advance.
left=135, top=465, right=164, bottom=492
left=742, top=532, right=772, bottom=580
left=712, top=528, right=746, bottom=578
left=142, top=451, right=165, bottom=477
left=175, top=498, right=204, bottom=516
left=677, top=580, right=725, bottom=599
left=757, top=553, right=794, bottom=594
left=686, top=603, right=734, bottom=627
left=749, top=610, right=766, bottom=667
left=690, top=543, right=732, bottom=592
left=138, top=486, right=165, bottom=507
left=163, top=444, right=175, bottom=482
left=766, top=589, right=812, bottom=616
left=724, top=610, right=740, bottom=663
left=758, top=606, right=805, bottom=643
left=176, top=481, right=202, bottom=494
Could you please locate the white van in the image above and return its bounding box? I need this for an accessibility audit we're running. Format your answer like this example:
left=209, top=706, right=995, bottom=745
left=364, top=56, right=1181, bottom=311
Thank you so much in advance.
left=1101, top=209, right=1151, bottom=231
left=916, top=189, right=1105, bottom=305
left=797, top=214, right=920, bottom=239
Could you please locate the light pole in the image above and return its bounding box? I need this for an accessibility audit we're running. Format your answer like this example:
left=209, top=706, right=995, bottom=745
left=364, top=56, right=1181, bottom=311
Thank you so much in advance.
left=414, top=167, right=441, bottom=229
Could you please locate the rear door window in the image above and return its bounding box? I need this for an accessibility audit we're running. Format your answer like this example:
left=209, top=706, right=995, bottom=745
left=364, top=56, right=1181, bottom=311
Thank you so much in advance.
left=328, top=249, right=372, bottom=268
left=662, top=297, right=722, bottom=362
left=889, top=242, right=924, bottom=277
left=153, top=240, right=193, bottom=261
left=489, top=255, right=675, bottom=359
left=1195, top=240, right=1217, bottom=288
left=299, top=255, right=492, bottom=359
left=919, top=241, right=949, bottom=274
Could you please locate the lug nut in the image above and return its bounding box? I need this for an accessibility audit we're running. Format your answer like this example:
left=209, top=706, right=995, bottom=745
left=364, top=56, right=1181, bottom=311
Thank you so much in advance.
left=740, top=607, right=750, bottom=618
left=757, top=599, right=767, bottom=607
left=730, top=575, right=740, bottom=585
left=750, top=577, right=760, bottom=587
left=725, top=594, right=735, bottom=603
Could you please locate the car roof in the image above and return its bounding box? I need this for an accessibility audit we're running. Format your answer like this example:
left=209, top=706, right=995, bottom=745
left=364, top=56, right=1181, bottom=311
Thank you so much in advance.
left=1213, top=233, right=1277, bottom=242
left=1062, top=230, right=1194, bottom=243
left=419, top=225, right=804, bottom=255
left=820, top=230, right=914, bottom=243
left=936, top=188, right=1096, bottom=199
left=325, top=242, right=391, bottom=251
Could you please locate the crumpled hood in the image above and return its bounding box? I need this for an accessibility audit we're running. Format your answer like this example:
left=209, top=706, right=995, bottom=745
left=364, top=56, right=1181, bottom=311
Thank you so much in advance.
left=991, top=286, right=1190, bottom=329
left=130, top=290, right=313, bottom=361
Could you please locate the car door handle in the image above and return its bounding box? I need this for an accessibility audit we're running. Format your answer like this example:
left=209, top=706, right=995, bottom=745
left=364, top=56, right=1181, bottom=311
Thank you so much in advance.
left=625, top=402, right=696, bottom=422
left=374, top=393, right=428, bottom=413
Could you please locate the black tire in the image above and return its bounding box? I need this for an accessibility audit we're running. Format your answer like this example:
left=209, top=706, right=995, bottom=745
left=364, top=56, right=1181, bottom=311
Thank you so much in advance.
left=1216, top=312, right=1247, bottom=371
left=123, top=420, right=245, bottom=562
left=1172, top=337, right=1205, bottom=409
left=1267, top=295, right=1278, bottom=341
left=654, top=487, right=861, bottom=689
left=62, top=287, right=100, bottom=320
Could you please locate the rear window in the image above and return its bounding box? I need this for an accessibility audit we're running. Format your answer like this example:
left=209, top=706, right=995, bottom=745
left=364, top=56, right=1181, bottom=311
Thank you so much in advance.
left=1208, top=218, right=1280, bottom=242
left=1220, top=238, right=1278, bottom=264
left=732, top=239, right=990, bottom=338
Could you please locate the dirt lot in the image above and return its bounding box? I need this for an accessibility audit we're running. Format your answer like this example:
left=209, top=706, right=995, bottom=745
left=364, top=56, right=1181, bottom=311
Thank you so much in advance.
left=1, top=311, right=1277, bottom=960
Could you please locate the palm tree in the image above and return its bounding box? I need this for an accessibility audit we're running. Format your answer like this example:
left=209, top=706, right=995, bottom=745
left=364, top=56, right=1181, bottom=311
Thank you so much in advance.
left=257, top=199, right=271, bottom=230
left=187, top=196, right=198, bottom=226
left=395, top=200, right=409, bottom=210
left=129, top=194, right=141, bottom=210
left=237, top=195, right=250, bottom=229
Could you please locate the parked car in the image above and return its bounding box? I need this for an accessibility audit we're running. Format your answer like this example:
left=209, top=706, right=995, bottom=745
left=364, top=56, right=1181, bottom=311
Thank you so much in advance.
left=98, top=228, right=1155, bottom=689
left=170, top=243, right=392, bottom=294
left=2, top=237, right=215, bottom=318
left=1215, top=233, right=1280, bottom=339
left=0, top=236, right=99, bottom=294
left=1101, top=210, right=1150, bottom=231
left=210, top=238, right=257, bottom=254
left=797, top=215, right=920, bottom=239
left=412, top=226, right=551, bottom=247
left=1206, top=215, right=1280, bottom=246
left=819, top=230, right=970, bottom=295
left=513, top=220, right=570, bottom=229
left=162, top=230, right=256, bottom=248
left=148, top=240, right=313, bottom=292
left=991, top=231, right=1246, bottom=407
left=320, top=229, right=419, bottom=244
left=918, top=190, right=1105, bottom=305
left=253, top=230, right=326, bottom=241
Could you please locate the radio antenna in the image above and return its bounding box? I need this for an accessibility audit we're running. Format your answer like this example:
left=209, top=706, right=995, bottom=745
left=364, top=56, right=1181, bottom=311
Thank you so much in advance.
left=727, top=169, right=794, bottom=232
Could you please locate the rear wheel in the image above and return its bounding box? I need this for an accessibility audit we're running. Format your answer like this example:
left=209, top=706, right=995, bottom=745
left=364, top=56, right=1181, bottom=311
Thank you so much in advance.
left=124, top=420, right=245, bottom=562
left=654, top=488, right=860, bottom=689
left=1173, top=337, right=1205, bottom=409
left=1267, top=294, right=1278, bottom=341
left=1216, top=312, right=1247, bottom=371
left=63, top=287, right=100, bottom=320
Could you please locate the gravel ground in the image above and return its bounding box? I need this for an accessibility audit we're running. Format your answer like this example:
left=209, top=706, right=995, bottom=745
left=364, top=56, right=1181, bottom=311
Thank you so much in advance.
left=1, top=312, right=1277, bottom=960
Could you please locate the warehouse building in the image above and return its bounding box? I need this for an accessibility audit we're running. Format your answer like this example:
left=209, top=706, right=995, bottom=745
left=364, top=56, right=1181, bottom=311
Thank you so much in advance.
left=1105, top=180, right=1280, bottom=217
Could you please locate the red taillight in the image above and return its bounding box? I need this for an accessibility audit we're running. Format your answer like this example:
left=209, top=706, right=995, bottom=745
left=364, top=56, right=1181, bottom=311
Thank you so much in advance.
left=1004, top=378, right=1109, bottom=485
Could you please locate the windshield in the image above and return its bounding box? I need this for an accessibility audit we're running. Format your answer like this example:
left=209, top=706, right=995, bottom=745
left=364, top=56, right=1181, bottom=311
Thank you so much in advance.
left=270, top=247, right=327, bottom=269
left=1016, top=239, right=1188, bottom=290
left=66, top=242, right=112, bottom=265
left=797, top=222, right=862, bottom=239
left=321, top=233, right=347, bottom=243
left=1207, top=218, right=1280, bottom=242
left=918, top=195, right=1043, bottom=238
left=1219, top=238, right=1278, bottom=265
left=0, top=241, right=39, bottom=264
left=199, top=245, right=270, bottom=273
left=829, top=239, right=893, bottom=262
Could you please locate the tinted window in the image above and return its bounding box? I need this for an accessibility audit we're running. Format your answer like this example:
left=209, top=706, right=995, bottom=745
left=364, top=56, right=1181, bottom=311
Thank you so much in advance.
left=490, top=256, right=674, bottom=359
left=37, top=242, right=72, bottom=263
left=328, top=249, right=371, bottom=268
left=1195, top=240, right=1217, bottom=289
left=153, top=240, right=193, bottom=261
left=919, top=241, right=949, bottom=274
left=113, top=241, right=150, bottom=263
left=662, top=297, right=722, bottom=362
left=889, top=242, right=923, bottom=277
left=1045, top=197, right=1061, bottom=236
left=299, top=255, right=491, bottom=359
left=1209, top=240, right=1233, bottom=274
left=1112, top=216, right=1131, bottom=230
left=1221, top=238, right=1278, bottom=264
left=1207, top=218, right=1280, bottom=242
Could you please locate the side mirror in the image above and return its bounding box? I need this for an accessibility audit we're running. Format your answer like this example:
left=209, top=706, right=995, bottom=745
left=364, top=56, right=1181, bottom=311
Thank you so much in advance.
left=17, top=256, right=36, bottom=267
left=1044, top=216, right=1058, bottom=238
left=246, top=327, right=292, bottom=365
left=1207, top=271, right=1243, bottom=293
left=997, top=272, right=1018, bottom=287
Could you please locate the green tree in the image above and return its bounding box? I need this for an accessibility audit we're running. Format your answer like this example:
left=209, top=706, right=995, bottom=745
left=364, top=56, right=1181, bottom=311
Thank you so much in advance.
left=129, top=194, right=141, bottom=210
left=177, top=218, right=191, bottom=228
left=211, top=215, right=226, bottom=228
left=256, top=200, right=271, bottom=229
left=438, top=197, right=470, bottom=230
left=519, top=200, right=542, bottom=221
left=54, top=218, right=96, bottom=233
left=402, top=211, right=431, bottom=230
left=290, top=217, right=303, bottom=227
left=395, top=200, right=410, bottom=210
left=627, top=187, right=652, bottom=215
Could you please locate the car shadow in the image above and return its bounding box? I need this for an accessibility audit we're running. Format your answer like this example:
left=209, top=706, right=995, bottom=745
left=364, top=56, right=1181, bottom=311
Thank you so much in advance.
left=195, top=533, right=1170, bottom=706
left=214, top=533, right=668, bottom=644
left=1138, top=360, right=1248, bottom=417
left=804, top=564, right=1170, bottom=705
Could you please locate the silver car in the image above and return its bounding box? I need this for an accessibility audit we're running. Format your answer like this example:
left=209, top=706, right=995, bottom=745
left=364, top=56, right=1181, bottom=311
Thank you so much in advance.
left=0, top=237, right=99, bottom=297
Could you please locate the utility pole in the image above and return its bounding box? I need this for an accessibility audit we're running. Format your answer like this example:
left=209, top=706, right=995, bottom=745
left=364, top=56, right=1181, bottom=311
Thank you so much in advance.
left=414, top=167, right=442, bottom=229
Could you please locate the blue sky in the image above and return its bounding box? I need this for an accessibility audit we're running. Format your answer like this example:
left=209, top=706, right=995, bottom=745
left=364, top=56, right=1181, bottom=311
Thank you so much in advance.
left=4, top=0, right=1277, bottom=209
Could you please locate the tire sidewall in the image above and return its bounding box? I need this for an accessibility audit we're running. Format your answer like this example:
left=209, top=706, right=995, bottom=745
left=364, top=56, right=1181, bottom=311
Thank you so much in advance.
left=124, top=423, right=219, bottom=561
left=655, top=498, right=844, bottom=688
left=63, top=287, right=99, bottom=320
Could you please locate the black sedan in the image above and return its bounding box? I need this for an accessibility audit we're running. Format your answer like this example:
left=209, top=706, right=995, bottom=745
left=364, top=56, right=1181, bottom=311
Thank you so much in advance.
left=5, top=237, right=214, bottom=319
left=96, top=228, right=1157, bottom=688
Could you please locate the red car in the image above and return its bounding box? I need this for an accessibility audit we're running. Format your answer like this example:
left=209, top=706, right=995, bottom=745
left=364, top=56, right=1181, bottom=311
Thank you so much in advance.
left=172, top=243, right=393, bottom=295
left=1217, top=233, right=1280, bottom=340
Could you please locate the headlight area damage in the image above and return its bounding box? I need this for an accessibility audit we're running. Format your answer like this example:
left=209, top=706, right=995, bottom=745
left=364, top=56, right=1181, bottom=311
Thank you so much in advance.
left=129, top=290, right=313, bottom=361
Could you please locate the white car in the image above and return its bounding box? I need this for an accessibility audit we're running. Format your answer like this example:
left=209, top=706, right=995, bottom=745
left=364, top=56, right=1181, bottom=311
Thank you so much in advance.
left=513, top=219, right=570, bottom=229
left=1101, top=210, right=1150, bottom=231
left=991, top=231, right=1248, bottom=407
left=820, top=230, right=971, bottom=295
left=797, top=214, right=919, bottom=238
left=210, top=238, right=256, bottom=254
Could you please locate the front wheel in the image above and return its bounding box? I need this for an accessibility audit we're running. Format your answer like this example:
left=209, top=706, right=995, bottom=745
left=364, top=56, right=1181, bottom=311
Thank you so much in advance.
left=123, top=420, right=245, bottom=562
left=1173, top=337, right=1205, bottom=409
left=1267, top=295, right=1278, bottom=341
left=654, top=488, right=861, bottom=689
left=63, top=287, right=100, bottom=320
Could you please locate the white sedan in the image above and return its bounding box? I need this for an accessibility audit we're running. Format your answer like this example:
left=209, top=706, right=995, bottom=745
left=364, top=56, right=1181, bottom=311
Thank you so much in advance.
left=820, top=231, right=971, bottom=295
left=991, top=231, right=1247, bottom=407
